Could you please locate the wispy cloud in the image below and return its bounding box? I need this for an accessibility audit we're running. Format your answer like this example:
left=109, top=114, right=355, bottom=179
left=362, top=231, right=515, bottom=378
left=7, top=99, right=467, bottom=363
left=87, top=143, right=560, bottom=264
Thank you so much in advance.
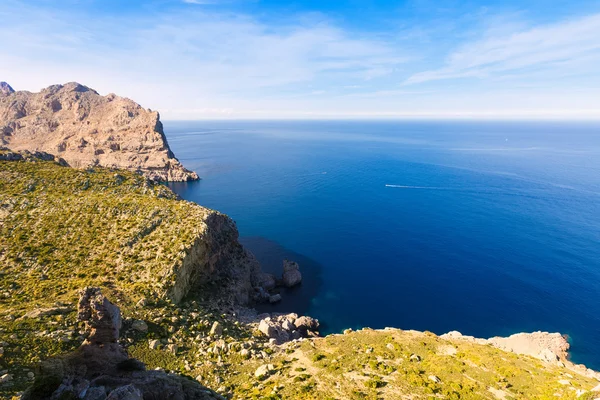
left=405, top=13, right=600, bottom=85
left=1, top=0, right=599, bottom=119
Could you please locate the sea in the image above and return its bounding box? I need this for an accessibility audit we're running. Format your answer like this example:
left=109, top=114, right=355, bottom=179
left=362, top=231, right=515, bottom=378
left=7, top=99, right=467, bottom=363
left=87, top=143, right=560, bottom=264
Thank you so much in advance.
left=165, top=120, right=600, bottom=369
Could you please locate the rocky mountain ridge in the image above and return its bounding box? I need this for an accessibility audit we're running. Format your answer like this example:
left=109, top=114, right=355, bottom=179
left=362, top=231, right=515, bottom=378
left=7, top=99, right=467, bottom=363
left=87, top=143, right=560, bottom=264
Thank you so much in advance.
left=0, top=82, right=198, bottom=182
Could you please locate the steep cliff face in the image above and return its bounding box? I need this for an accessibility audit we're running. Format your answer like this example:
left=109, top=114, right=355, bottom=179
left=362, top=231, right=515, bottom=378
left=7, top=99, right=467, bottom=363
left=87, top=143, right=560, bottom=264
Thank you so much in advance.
left=0, top=82, right=198, bottom=182
left=171, top=213, right=260, bottom=304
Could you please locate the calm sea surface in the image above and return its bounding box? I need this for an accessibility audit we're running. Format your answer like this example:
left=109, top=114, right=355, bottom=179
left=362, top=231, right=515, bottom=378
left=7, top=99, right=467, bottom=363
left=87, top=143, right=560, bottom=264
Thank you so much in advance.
left=165, top=120, right=600, bottom=369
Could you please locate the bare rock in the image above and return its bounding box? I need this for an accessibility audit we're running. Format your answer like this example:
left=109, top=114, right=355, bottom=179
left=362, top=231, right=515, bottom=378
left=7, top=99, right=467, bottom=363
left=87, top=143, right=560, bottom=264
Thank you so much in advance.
left=282, top=259, right=302, bottom=287
left=442, top=331, right=570, bottom=362
left=78, top=287, right=122, bottom=344
left=254, top=364, right=275, bottom=379
left=0, top=82, right=198, bottom=182
left=269, top=294, right=282, bottom=303
left=210, top=321, right=223, bottom=336
left=106, top=384, right=143, bottom=400
left=294, top=316, right=319, bottom=332
left=258, top=318, right=289, bottom=344
left=21, top=305, right=73, bottom=319
left=130, top=320, right=148, bottom=333
left=257, top=273, right=277, bottom=291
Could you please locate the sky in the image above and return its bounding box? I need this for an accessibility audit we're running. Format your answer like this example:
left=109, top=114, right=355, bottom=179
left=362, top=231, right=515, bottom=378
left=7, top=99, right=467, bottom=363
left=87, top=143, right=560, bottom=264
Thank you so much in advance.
left=1, top=0, right=600, bottom=120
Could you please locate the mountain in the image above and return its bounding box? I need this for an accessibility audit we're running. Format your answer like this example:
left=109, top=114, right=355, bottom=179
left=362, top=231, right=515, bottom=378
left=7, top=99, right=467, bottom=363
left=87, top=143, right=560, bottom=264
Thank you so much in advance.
left=0, top=82, right=198, bottom=181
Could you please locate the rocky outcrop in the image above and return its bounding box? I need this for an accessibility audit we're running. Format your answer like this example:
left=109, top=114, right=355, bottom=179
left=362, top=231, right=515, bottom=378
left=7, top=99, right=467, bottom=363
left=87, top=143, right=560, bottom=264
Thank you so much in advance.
left=0, top=82, right=198, bottom=181
left=78, top=287, right=122, bottom=344
left=169, top=212, right=262, bottom=305
left=282, top=259, right=302, bottom=287
left=441, top=331, right=570, bottom=362
left=22, top=288, right=223, bottom=400
left=442, top=330, right=600, bottom=380
left=256, top=313, right=319, bottom=344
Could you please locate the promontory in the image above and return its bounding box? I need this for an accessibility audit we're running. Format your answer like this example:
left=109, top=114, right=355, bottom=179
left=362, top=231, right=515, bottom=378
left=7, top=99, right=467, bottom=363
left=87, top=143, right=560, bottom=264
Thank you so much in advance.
left=0, top=82, right=198, bottom=181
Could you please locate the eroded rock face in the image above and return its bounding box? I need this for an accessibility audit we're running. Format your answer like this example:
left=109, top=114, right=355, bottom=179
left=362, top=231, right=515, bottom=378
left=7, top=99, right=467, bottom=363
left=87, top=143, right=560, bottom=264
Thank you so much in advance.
left=170, top=212, right=262, bottom=305
left=22, top=288, right=223, bottom=400
left=0, top=82, right=198, bottom=182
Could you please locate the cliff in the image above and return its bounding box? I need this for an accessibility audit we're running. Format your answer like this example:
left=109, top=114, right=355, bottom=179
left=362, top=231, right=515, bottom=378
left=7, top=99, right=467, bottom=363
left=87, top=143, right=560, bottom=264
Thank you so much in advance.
left=0, top=82, right=198, bottom=182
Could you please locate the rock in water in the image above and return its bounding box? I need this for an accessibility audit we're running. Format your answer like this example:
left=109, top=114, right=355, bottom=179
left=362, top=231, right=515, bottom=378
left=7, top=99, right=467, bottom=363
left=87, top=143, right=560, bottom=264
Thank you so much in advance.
left=282, top=259, right=302, bottom=287
left=0, top=82, right=198, bottom=182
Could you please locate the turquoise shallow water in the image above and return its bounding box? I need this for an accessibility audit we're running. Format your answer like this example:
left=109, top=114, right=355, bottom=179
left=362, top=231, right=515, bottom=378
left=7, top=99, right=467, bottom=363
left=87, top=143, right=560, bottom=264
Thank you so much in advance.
left=165, top=120, right=600, bottom=369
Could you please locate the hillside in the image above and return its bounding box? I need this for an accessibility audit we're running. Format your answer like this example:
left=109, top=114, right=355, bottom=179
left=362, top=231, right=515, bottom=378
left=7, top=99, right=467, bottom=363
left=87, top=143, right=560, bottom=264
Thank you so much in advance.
left=1, top=154, right=600, bottom=399
left=0, top=82, right=198, bottom=181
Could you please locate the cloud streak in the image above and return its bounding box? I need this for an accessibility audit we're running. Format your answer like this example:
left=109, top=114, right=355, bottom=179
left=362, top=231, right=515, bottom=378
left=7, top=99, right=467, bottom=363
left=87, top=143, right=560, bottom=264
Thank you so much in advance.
left=405, top=13, right=600, bottom=85
left=0, top=0, right=599, bottom=119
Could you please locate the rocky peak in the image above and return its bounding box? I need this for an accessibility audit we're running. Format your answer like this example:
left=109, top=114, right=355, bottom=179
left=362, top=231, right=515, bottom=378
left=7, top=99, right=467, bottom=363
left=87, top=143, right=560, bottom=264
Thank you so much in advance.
left=0, top=82, right=14, bottom=96
left=0, top=82, right=199, bottom=182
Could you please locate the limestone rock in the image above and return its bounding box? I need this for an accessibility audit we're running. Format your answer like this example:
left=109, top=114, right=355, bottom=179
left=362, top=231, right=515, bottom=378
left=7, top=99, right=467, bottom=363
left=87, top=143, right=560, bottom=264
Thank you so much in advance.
left=441, top=331, right=570, bottom=363
left=210, top=321, right=223, bottom=336
left=282, top=260, right=302, bottom=287
left=0, top=82, right=198, bottom=182
left=78, top=287, right=122, bottom=344
left=21, top=305, right=73, bottom=319
left=148, top=340, right=161, bottom=350
left=257, top=313, right=318, bottom=344
left=257, top=273, right=277, bottom=291
left=269, top=294, right=282, bottom=303
left=294, top=316, right=319, bottom=332
left=130, top=320, right=148, bottom=333
left=254, top=364, right=275, bottom=379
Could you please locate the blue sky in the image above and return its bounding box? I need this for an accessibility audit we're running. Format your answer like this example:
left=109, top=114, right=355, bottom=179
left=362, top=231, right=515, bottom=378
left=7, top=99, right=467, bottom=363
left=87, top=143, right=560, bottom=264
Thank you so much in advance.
left=1, top=0, right=600, bottom=119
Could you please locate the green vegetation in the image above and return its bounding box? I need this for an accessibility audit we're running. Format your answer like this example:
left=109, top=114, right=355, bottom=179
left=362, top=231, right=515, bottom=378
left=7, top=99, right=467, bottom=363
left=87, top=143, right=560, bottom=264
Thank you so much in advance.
left=1, top=157, right=599, bottom=399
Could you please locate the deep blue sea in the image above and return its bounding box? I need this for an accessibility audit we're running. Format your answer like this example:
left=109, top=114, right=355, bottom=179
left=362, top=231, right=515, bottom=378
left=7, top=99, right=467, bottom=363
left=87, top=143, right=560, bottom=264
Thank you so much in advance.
left=165, top=120, right=600, bottom=369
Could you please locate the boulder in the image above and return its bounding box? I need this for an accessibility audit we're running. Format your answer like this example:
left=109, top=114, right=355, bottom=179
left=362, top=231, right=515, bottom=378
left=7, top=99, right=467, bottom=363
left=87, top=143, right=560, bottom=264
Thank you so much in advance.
left=131, top=320, right=148, bottom=333
left=254, top=364, right=275, bottom=379
left=258, top=273, right=277, bottom=291
left=210, top=321, right=224, bottom=336
left=282, top=260, right=302, bottom=287
left=294, top=316, right=319, bottom=332
left=269, top=294, right=282, bottom=303
left=258, top=318, right=289, bottom=344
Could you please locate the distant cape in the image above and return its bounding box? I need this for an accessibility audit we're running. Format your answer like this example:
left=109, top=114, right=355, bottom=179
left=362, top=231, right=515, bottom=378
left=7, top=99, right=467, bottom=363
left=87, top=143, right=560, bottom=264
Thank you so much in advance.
left=0, top=82, right=198, bottom=182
